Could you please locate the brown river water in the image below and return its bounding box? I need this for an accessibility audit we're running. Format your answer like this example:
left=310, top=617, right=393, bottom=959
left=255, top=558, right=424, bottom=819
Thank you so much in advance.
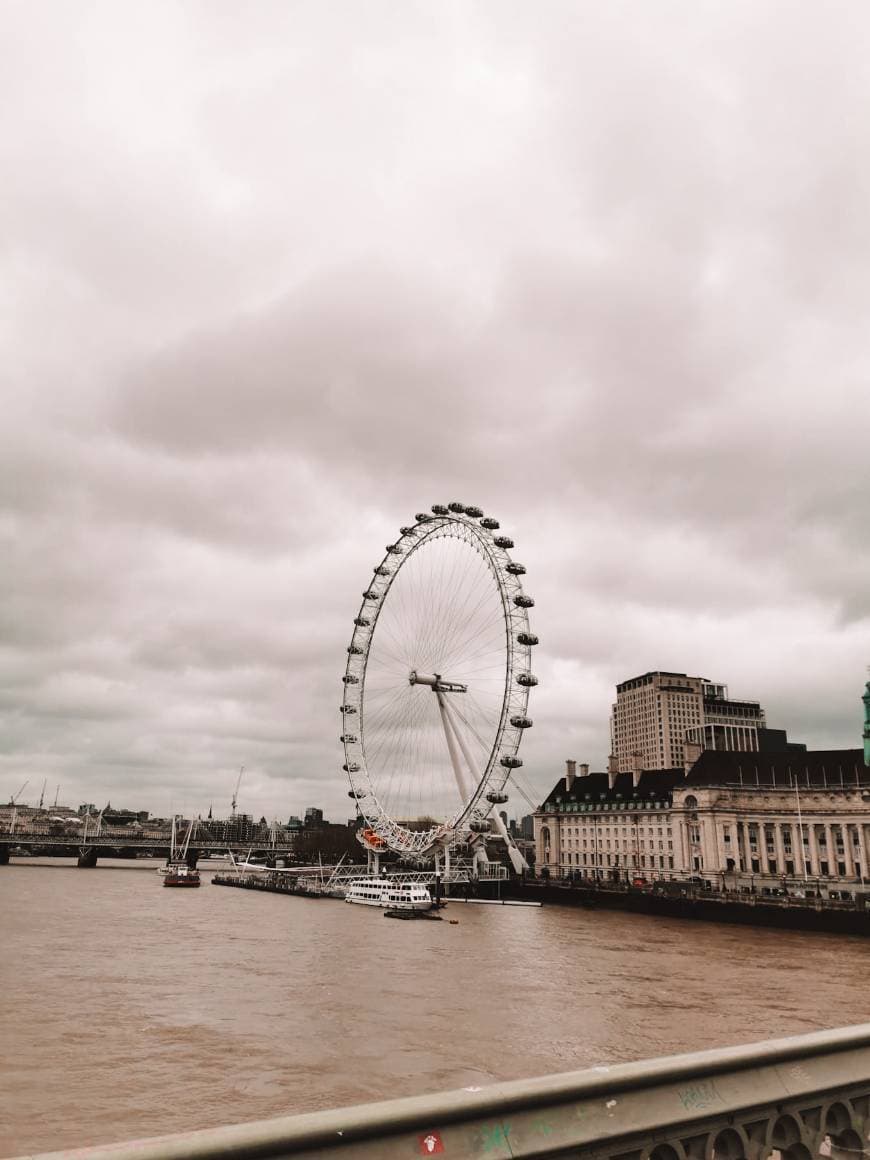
left=2, top=858, right=870, bottom=1156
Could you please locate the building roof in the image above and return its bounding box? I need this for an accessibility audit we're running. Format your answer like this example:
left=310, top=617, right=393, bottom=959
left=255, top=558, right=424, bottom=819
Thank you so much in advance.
left=540, top=767, right=685, bottom=810
left=616, top=670, right=705, bottom=693
left=684, top=748, right=869, bottom=789
left=537, top=748, right=870, bottom=811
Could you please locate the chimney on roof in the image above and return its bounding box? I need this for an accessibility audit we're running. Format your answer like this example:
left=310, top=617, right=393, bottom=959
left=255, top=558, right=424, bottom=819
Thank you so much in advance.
left=632, top=750, right=643, bottom=790
left=565, top=759, right=576, bottom=792
left=579, top=763, right=589, bottom=778
left=684, top=740, right=702, bottom=774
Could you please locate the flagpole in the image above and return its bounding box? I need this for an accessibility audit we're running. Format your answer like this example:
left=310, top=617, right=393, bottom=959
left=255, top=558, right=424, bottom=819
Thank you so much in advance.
left=794, top=774, right=808, bottom=883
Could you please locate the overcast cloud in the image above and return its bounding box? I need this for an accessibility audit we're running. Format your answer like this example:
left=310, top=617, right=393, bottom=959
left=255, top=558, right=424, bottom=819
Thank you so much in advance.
left=2, top=0, right=869, bottom=822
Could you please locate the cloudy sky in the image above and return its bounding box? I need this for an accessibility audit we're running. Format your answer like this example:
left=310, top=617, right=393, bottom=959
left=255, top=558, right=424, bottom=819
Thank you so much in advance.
left=3, top=0, right=869, bottom=823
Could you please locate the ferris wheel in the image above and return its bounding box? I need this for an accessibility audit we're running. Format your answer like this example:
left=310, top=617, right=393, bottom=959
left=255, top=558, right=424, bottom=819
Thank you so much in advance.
left=341, top=503, right=537, bottom=863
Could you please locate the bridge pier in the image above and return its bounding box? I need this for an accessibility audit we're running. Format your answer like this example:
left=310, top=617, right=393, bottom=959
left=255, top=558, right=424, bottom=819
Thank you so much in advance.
left=0, top=844, right=8, bottom=866
left=186, top=847, right=200, bottom=870
left=77, top=847, right=98, bottom=868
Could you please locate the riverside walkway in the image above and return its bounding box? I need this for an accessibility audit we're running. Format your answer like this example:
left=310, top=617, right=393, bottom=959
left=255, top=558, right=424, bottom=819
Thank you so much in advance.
left=15, top=1024, right=870, bottom=1160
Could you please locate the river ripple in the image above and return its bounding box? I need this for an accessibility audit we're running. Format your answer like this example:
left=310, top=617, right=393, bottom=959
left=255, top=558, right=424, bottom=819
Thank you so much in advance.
left=2, top=859, right=870, bottom=1155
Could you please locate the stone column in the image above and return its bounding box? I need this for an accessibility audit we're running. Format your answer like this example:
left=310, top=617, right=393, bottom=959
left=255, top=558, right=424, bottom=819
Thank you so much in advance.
left=830, top=823, right=842, bottom=876
left=737, top=820, right=748, bottom=871
left=713, top=820, right=728, bottom=876
left=846, top=824, right=859, bottom=879
left=679, top=818, right=690, bottom=872
left=774, top=823, right=787, bottom=876
left=702, top=817, right=717, bottom=873
left=807, top=823, right=821, bottom=877
left=858, top=823, right=870, bottom=882
left=824, top=823, right=835, bottom=877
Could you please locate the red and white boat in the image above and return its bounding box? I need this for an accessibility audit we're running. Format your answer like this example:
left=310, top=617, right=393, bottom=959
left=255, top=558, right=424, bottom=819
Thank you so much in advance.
left=162, top=818, right=201, bottom=888
left=163, top=862, right=200, bottom=888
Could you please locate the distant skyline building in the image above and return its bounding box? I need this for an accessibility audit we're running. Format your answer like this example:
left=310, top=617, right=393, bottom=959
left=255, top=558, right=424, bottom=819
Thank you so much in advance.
left=610, top=671, right=767, bottom=773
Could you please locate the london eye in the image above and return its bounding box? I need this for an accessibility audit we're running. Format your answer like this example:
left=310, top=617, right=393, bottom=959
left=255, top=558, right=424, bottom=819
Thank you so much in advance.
left=341, top=503, right=537, bottom=865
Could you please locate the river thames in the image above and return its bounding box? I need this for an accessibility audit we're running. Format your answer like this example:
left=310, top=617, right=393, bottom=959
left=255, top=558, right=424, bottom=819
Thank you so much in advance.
left=3, top=859, right=870, bottom=1156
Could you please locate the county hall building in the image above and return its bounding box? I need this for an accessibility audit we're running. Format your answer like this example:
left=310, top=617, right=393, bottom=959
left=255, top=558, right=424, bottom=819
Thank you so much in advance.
left=535, top=671, right=870, bottom=893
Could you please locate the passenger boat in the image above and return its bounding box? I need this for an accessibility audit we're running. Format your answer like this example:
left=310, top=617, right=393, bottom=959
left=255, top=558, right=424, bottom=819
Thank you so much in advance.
left=344, top=877, right=432, bottom=910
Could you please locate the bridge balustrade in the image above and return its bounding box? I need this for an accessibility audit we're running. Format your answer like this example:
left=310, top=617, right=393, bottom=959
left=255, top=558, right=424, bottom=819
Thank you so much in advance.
left=16, top=1024, right=870, bottom=1160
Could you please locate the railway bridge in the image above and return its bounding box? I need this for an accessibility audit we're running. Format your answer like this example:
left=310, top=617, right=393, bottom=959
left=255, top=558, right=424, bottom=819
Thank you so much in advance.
left=0, top=827, right=298, bottom=867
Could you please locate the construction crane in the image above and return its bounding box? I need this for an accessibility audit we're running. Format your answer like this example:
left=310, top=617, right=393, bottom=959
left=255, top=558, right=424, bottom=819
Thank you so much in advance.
left=38, top=779, right=47, bottom=810
left=9, top=780, right=29, bottom=805
left=231, top=766, right=244, bottom=819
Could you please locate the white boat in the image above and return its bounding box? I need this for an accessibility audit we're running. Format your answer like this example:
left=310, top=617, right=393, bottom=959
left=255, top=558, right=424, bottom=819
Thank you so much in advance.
left=344, top=877, right=432, bottom=910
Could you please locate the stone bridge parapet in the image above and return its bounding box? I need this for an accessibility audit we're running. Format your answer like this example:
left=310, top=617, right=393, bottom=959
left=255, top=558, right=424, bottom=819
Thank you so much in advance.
left=14, top=1024, right=870, bottom=1160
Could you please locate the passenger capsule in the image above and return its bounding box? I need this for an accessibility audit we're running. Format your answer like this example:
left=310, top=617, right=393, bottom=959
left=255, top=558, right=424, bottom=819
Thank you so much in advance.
left=362, top=590, right=379, bottom=600
left=481, top=518, right=500, bottom=530
left=469, top=819, right=491, bottom=833
left=506, top=562, right=526, bottom=575
left=386, top=544, right=403, bottom=554
left=486, top=791, right=509, bottom=804
left=340, top=734, right=358, bottom=744
left=510, top=716, right=533, bottom=729
left=347, top=645, right=363, bottom=655
left=431, top=504, right=449, bottom=515
left=374, top=566, right=391, bottom=576
left=447, top=502, right=466, bottom=513
left=516, top=672, right=538, bottom=687
left=400, top=526, right=416, bottom=536
left=341, top=705, right=357, bottom=715
left=513, top=594, right=534, bottom=608
left=493, top=536, right=514, bottom=549
left=354, top=616, right=371, bottom=627
left=517, top=632, right=538, bottom=646
left=343, top=762, right=360, bottom=773
left=416, top=512, right=433, bottom=522
left=464, top=505, right=483, bottom=518
left=500, top=755, right=523, bottom=768
left=342, top=674, right=359, bottom=685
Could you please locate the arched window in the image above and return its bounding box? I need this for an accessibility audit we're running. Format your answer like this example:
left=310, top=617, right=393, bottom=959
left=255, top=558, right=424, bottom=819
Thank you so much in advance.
left=684, top=795, right=698, bottom=810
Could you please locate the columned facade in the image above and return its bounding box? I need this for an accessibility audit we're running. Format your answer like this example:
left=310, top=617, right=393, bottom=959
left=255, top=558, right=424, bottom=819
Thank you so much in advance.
left=671, top=781, right=870, bottom=892
left=535, top=750, right=870, bottom=896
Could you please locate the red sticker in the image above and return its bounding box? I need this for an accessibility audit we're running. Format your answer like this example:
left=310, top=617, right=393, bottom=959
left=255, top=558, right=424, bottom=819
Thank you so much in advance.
left=419, top=1130, right=445, bottom=1154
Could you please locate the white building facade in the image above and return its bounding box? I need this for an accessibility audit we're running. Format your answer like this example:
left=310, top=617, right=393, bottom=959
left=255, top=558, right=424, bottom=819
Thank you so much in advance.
left=535, top=751, right=870, bottom=894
